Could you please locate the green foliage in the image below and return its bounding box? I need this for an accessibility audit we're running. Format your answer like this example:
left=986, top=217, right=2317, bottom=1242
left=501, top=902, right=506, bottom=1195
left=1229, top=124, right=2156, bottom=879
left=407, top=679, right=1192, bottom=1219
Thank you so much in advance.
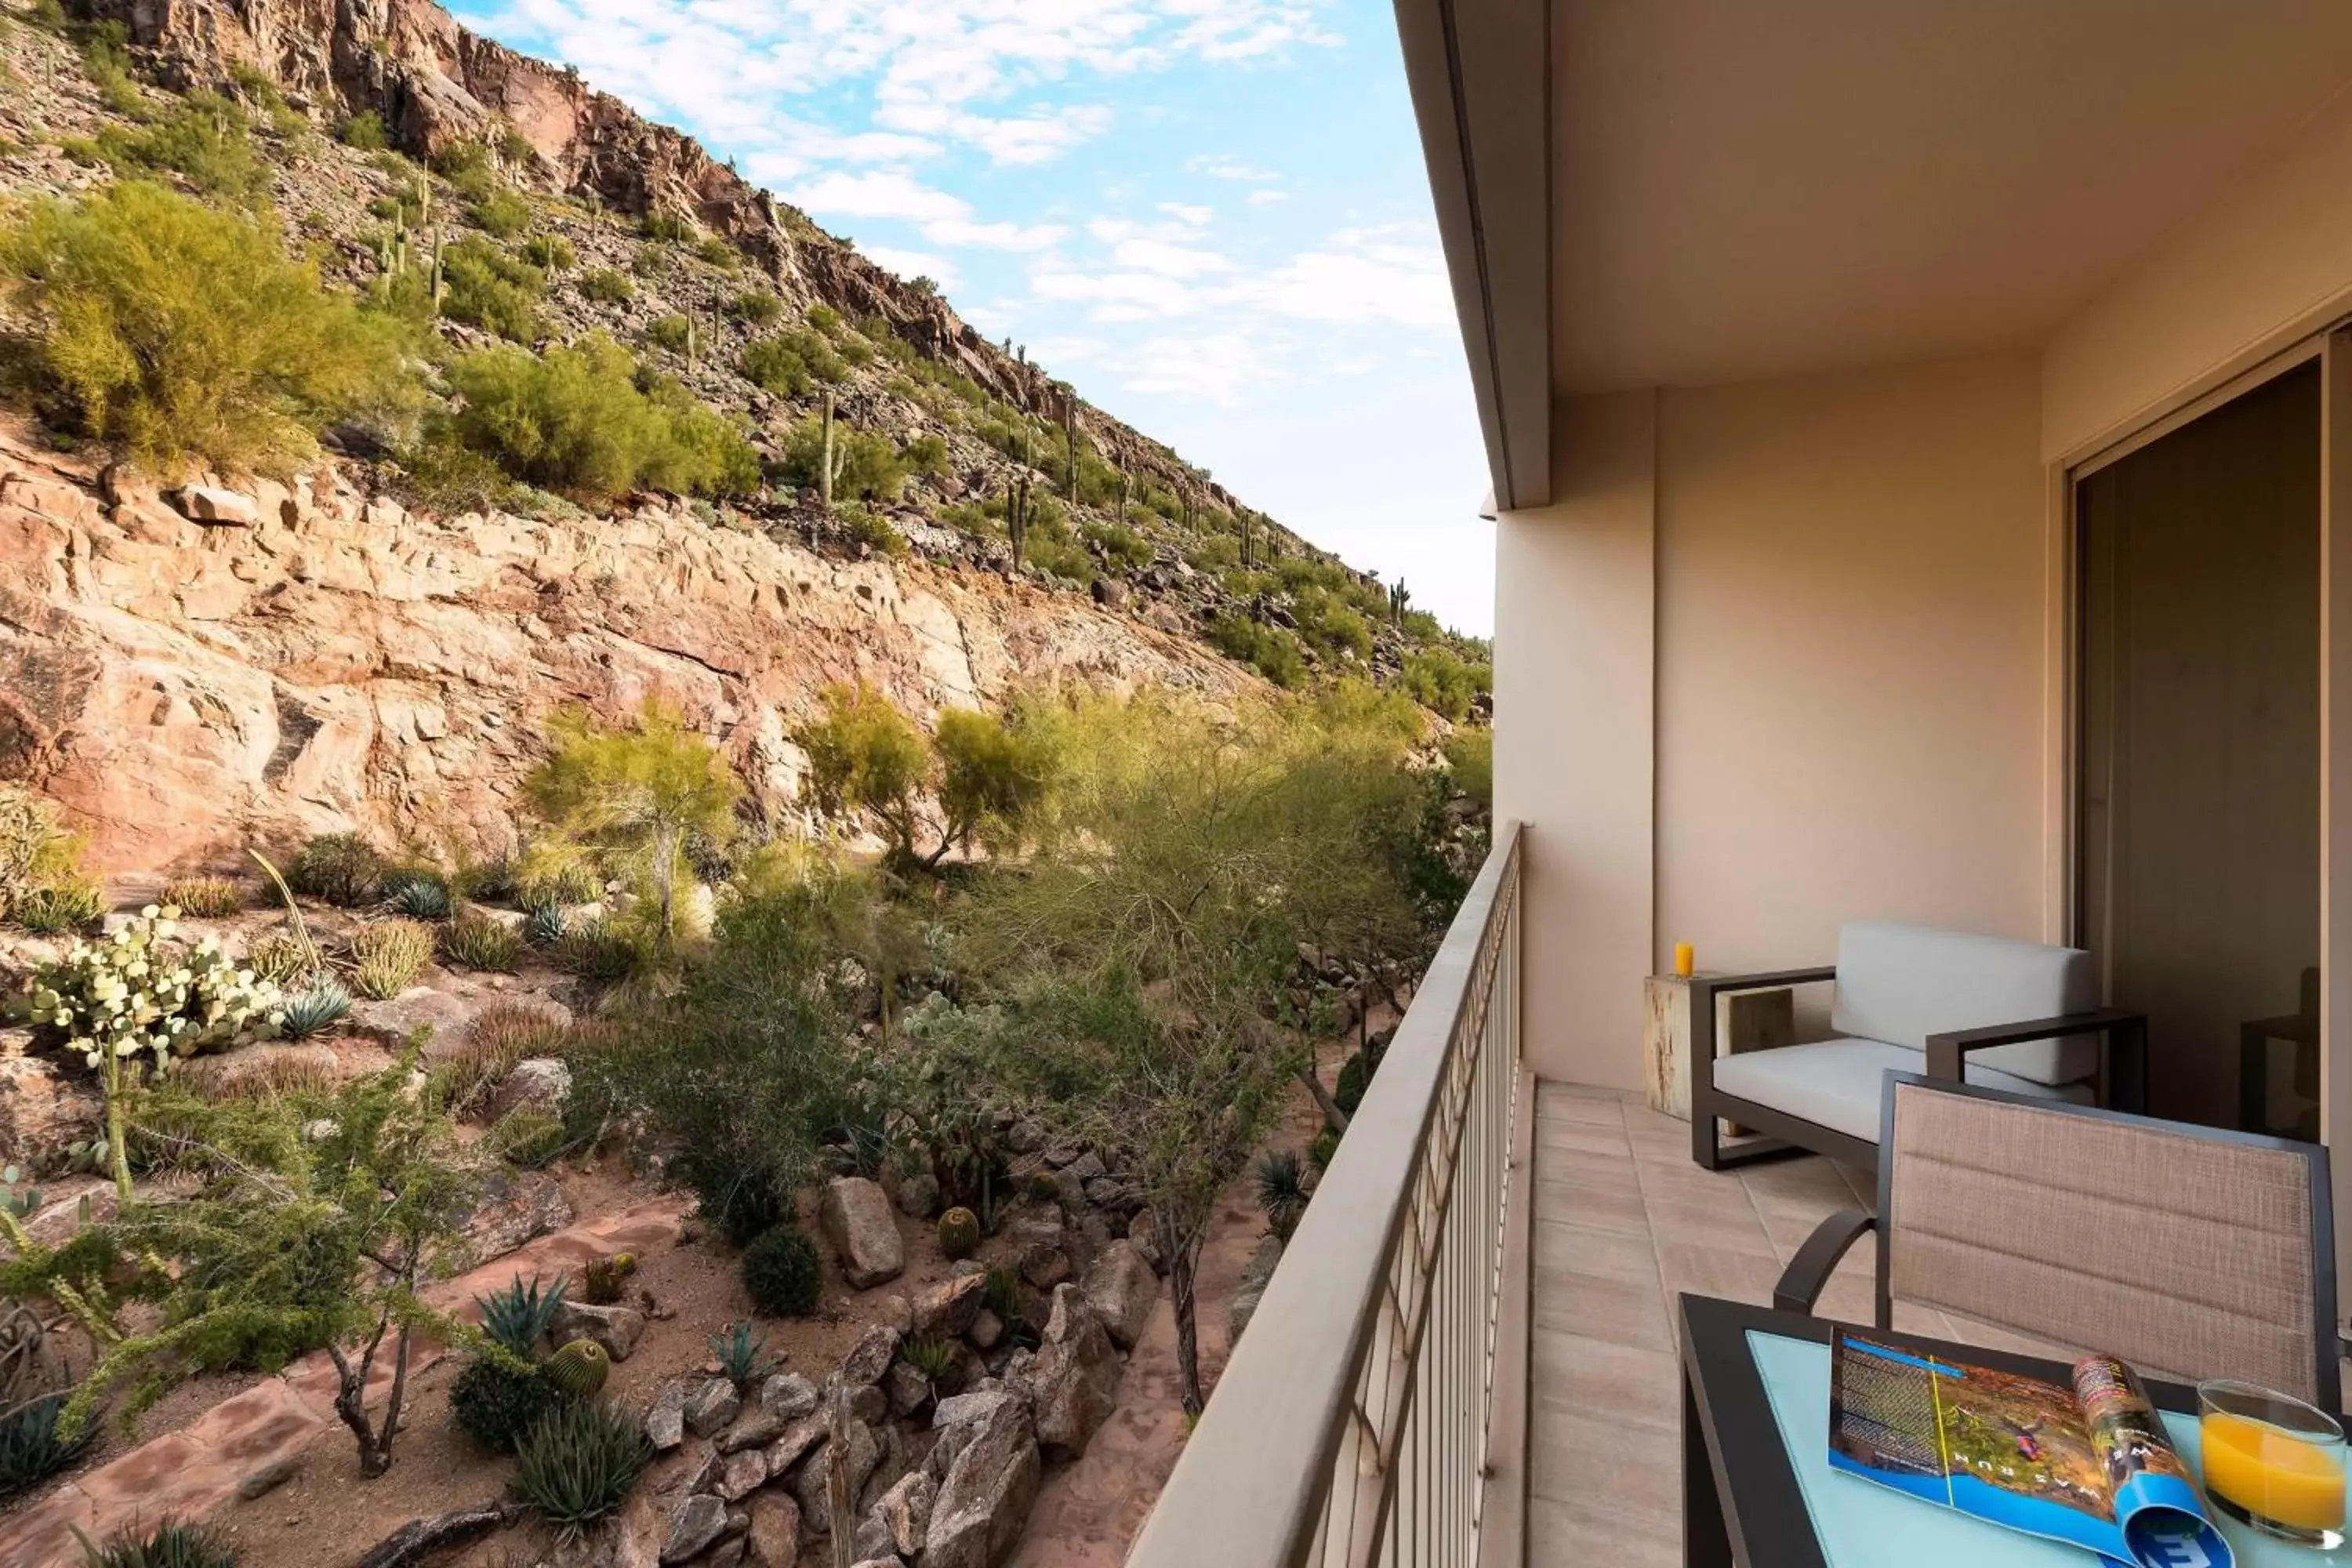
left=475, top=1272, right=568, bottom=1358
left=728, top=289, right=781, bottom=325
left=709, top=1322, right=775, bottom=1386
left=440, top=909, right=521, bottom=973
left=430, top=1002, right=570, bottom=1113
left=1292, top=588, right=1372, bottom=662
left=740, top=328, right=846, bottom=397
left=289, top=832, right=383, bottom=906
left=437, top=233, right=544, bottom=340
left=1253, top=1148, right=1308, bottom=1241
left=73, top=1519, right=237, bottom=1568
left=241, top=931, right=314, bottom=987
left=903, top=431, right=947, bottom=475
left=645, top=313, right=692, bottom=354
left=580, top=1253, right=636, bottom=1305
left=840, top=504, right=907, bottom=560
left=277, top=978, right=350, bottom=1040
left=1443, top=727, right=1493, bottom=810
left=1083, top=520, right=1152, bottom=572
left=797, top=684, right=1056, bottom=873
left=24, top=906, right=285, bottom=1074
left=1207, top=615, right=1306, bottom=688
left=740, top=1225, right=823, bottom=1317
left=575, top=267, right=632, bottom=305
left=935, top=1206, right=981, bottom=1261
left=630, top=243, right=664, bottom=277
left=982, top=1265, right=1023, bottom=1323
left=0, top=784, right=89, bottom=927
left=430, top=140, right=491, bottom=180
left=901, top=1333, right=956, bottom=1381
left=512, top=1396, right=649, bottom=1536
left=450, top=1354, right=561, bottom=1454
left=1399, top=648, right=1490, bottom=722
left=695, top=235, right=740, bottom=270
left=341, top=111, right=387, bottom=151
left=349, top=918, right=434, bottom=999
left=525, top=903, right=566, bottom=946
left=807, top=302, right=843, bottom=333
left=2, top=183, right=413, bottom=475
left=543, top=1338, right=609, bottom=1399
left=469, top=187, right=532, bottom=239
left=499, top=125, right=536, bottom=165
left=782, top=414, right=904, bottom=500
left=1308, top=1128, right=1339, bottom=1170
left=550, top=917, right=640, bottom=982
left=524, top=701, right=740, bottom=962
left=487, top=1106, right=565, bottom=1168
left=441, top=336, right=757, bottom=500
left=640, top=212, right=694, bottom=243
left=13, top=881, right=105, bottom=934
left=0, top=1392, right=90, bottom=1500
left=387, top=877, right=452, bottom=921
left=96, top=93, right=270, bottom=201
left=158, top=877, right=240, bottom=918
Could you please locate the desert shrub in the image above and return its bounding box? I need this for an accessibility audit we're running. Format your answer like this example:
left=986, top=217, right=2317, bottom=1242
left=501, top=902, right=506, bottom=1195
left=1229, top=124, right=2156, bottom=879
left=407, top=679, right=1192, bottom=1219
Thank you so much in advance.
left=439, top=909, right=520, bottom=972
left=903, top=431, right=947, bottom=475
left=97, top=93, right=269, bottom=201
left=442, top=336, right=757, bottom=500
left=1294, top=590, right=1373, bottom=662
left=575, top=267, right=632, bottom=305
left=468, top=187, right=531, bottom=238
left=739, top=327, right=845, bottom=396
left=437, top=233, right=544, bottom=341
left=1443, top=727, right=1493, bottom=809
left=1023, top=528, right=1092, bottom=585
left=728, top=289, right=780, bottom=325
left=72, top=1519, right=237, bottom=1568
left=1254, top=1148, right=1309, bottom=1241
left=517, top=841, right=604, bottom=906
left=277, top=978, right=351, bottom=1040
left=450, top=1355, right=561, bottom=1454
left=241, top=931, right=314, bottom=986
left=1186, top=532, right=1240, bottom=572
left=797, top=684, right=1055, bottom=873
left=1, top=182, right=412, bottom=475
left=349, top=917, right=433, bottom=998
left=0, top=785, right=89, bottom=925
left=1206, top=614, right=1306, bottom=688
left=430, top=1001, right=568, bottom=1112
left=499, top=125, right=535, bottom=164
left=840, top=504, right=907, bottom=559
left=550, top=918, right=640, bottom=982
left=645, top=313, right=691, bottom=353
left=12, top=880, right=104, bottom=934
left=806, top=302, right=842, bottom=333
left=475, top=1272, right=568, bottom=1357
left=515, top=234, right=572, bottom=274
left=901, top=1334, right=956, bottom=1381
left=1400, top=647, right=1490, bottom=722
left=781, top=416, right=906, bottom=500
left=1308, top=1128, right=1340, bottom=1170
left=158, top=877, right=240, bottom=917
left=640, top=211, right=693, bottom=243
left=1083, top=520, right=1151, bottom=572
left=740, top=1225, right=822, bottom=1316
left=487, top=1106, right=565, bottom=1167
left=525, top=903, right=565, bottom=946
left=341, top=110, right=387, bottom=150
left=512, top=1397, right=650, bottom=1535
left=288, top=832, right=383, bottom=906
left=694, top=235, right=740, bottom=270
left=26, top=908, right=283, bottom=1067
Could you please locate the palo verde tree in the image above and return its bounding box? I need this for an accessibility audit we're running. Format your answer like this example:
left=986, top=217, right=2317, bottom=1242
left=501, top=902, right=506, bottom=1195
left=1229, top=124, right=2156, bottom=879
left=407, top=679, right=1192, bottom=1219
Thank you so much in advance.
left=795, top=682, right=1058, bottom=875
left=523, top=699, right=741, bottom=963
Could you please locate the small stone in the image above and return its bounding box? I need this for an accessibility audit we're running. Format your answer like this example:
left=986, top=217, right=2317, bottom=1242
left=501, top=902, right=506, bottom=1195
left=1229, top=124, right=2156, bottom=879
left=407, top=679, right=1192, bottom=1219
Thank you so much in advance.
left=1065, top=1152, right=1107, bottom=1184
left=1020, top=1243, right=1070, bottom=1290
left=488, top=1056, right=572, bottom=1122
left=967, top=1308, right=1004, bottom=1352
left=1005, top=1120, right=1044, bottom=1154
left=873, top=1469, right=937, bottom=1556
left=236, top=1454, right=301, bottom=1501
left=554, top=1300, right=647, bottom=1361
left=764, top=1411, right=827, bottom=1479
left=758, top=1370, right=819, bottom=1422
left=847, top=1383, right=888, bottom=1425
left=877, top=1294, right=914, bottom=1333
left=745, top=1493, right=801, bottom=1566
left=716, top=1447, right=769, bottom=1502
left=835, top=1323, right=901, bottom=1388
left=707, top=1541, right=747, bottom=1568
left=894, top=1172, right=941, bottom=1218
left=177, top=484, right=259, bottom=525
left=645, top=1381, right=688, bottom=1451
left=1050, top=1168, right=1087, bottom=1212
left=910, top=1274, right=985, bottom=1340
left=1042, top=1146, right=1082, bottom=1169
left=684, top=1377, right=742, bottom=1438
left=932, top=1390, right=1017, bottom=1431
left=884, top=1361, right=931, bottom=1418
left=662, top=1495, right=728, bottom=1564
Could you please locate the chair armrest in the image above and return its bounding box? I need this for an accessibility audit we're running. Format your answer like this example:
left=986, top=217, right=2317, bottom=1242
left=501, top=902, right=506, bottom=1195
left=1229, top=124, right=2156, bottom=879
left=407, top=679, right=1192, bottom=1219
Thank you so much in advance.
left=1690, top=965, right=1836, bottom=1000
left=1773, top=1209, right=1876, bottom=1315
left=1924, top=1008, right=2149, bottom=1082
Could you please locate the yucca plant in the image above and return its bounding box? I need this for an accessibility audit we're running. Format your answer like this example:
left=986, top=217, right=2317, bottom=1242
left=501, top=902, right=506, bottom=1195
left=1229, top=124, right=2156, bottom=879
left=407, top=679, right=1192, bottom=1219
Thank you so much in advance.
left=349, top=918, right=434, bottom=998
left=512, top=1398, right=649, bottom=1536
left=387, top=877, right=452, bottom=921
left=708, top=1322, right=775, bottom=1387
left=475, top=1272, right=568, bottom=1358
left=524, top=902, right=565, bottom=946
left=71, top=1519, right=235, bottom=1568
left=278, top=978, right=352, bottom=1040
left=1254, top=1148, right=1310, bottom=1242
left=441, top=909, right=521, bottom=973
left=158, top=877, right=241, bottom=918
left=899, top=1333, right=956, bottom=1382
left=0, top=1392, right=92, bottom=1500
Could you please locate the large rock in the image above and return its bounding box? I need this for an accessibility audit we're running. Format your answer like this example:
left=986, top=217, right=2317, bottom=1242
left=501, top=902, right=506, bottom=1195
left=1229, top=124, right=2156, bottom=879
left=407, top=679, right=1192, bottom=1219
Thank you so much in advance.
left=645, top=1381, right=688, bottom=1451
left=1080, top=1240, right=1158, bottom=1350
left=1020, top=1285, right=1123, bottom=1461
left=715, top=1447, right=769, bottom=1503
left=854, top=1470, right=936, bottom=1560
left=661, top=1495, right=728, bottom=1565
left=835, top=1323, right=902, bottom=1388
left=791, top=1421, right=882, bottom=1535
left=552, top=1299, right=645, bottom=1361
left=923, top=1395, right=1042, bottom=1568
left=176, top=485, right=259, bottom=525
left=353, top=988, right=485, bottom=1052
left=744, top=1493, right=800, bottom=1567
left=910, top=1273, right=985, bottom=1340
left=721, top=1370, right=819, bottom=1450
left=683, top=1377, right=742, bottom=1438
left=488, top=1056, right=572, bottom=1122
left=0, top=1054, right=101, bottom=1170
left=458, top=1167, right=575, bottom=1266
left=820, top=1176, right=906, bottom=1290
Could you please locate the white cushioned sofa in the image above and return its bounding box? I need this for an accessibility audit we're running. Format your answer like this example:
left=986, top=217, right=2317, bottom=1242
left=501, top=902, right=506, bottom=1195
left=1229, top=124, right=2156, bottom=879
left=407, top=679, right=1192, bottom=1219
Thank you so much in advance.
left=1690, top=921, right=2148, bottom=1171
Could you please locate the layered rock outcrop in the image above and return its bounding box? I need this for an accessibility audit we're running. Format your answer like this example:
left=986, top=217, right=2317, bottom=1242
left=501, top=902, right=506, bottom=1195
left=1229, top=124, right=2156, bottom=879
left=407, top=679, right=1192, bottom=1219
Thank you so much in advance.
left=0, top=419, right=1247, bottom=873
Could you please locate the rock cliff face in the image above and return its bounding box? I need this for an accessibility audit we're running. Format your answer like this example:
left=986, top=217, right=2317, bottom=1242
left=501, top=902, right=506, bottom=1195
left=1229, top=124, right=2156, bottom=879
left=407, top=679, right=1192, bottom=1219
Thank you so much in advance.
left=0, top=416, right=1248, bottom=873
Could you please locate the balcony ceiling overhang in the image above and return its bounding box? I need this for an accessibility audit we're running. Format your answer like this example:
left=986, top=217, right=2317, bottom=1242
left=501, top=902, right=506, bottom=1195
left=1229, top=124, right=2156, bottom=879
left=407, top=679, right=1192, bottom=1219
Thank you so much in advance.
left=1400, top=0, right=2352, bottom=510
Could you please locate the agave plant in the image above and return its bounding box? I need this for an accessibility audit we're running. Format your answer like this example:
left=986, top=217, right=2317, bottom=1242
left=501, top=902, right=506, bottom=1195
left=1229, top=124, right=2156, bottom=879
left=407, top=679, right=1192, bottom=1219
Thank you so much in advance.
left=277, top=978, right=352, bottom=1040
left=512, top=1398, right=650, bottom=1537
left=708, top=1322, right=776, bottom=1387
left=898, top=1333, right=957, bottom=1382
left=387, top=877, right=452, bottom=921
left=475, top=1272, right=569, bottom=1359
left=524, top=902, right=566, bottom=946
left=68, top=1518, right=234, bottom=1568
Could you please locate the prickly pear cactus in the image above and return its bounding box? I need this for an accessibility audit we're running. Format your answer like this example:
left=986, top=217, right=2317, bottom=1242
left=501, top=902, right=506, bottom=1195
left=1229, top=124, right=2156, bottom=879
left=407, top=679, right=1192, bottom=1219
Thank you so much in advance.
left=543, top=1338, right=611, bottom=1399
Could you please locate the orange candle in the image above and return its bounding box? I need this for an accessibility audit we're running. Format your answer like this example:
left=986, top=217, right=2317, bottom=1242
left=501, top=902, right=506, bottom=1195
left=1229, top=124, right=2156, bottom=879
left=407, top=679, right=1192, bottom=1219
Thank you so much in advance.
left=1673, top=942, right=1694, bottom=978
left=2204, top=1410, right=2347, bottom=1533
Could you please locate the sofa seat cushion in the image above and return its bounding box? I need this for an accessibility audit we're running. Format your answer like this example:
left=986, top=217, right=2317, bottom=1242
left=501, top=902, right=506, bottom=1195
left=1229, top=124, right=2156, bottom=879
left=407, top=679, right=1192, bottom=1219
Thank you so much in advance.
left=1711, top=1040, right=2091, bottom=1145
left=1831, top=921, right=2100, bottom=1087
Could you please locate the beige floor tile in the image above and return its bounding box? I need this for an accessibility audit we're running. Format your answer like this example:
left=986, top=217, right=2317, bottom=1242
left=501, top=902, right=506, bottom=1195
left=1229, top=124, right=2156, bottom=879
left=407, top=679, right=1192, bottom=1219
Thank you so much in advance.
left=1638, top=1192, right=1780, bottom=1259
left=1527, top=1493, right=1681, bottom=1568
left=1528, top=1405, right=1681, bottom=1518
left=1534, top=1220, right=1659, bottom=1285
left=1532, top=1176, right=1651, bottom=1239
left=1653, top=1238, right=1784, bottom=1308
left=1537, top=1119, right=1633, bottom=1157
left=1539, top=1091, right=1627, bottom=1128
left=1535, top=1146, right=1650, bottom=1197
left=1530, top=1329, right=1681, bottom=1432
left=1532, top=1266, right=1671, bottom=1350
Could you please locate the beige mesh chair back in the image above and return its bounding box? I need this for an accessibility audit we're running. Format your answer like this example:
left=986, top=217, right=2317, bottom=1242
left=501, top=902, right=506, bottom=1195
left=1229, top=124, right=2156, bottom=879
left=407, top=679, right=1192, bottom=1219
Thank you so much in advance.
left=1878, top=1073, right=2339, bottom=1406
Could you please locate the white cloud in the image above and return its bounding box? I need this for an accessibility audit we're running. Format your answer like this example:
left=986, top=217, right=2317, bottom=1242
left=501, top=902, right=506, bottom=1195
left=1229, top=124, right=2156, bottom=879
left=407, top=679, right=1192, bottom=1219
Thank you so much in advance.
left=1236, top=225, right=1455, bottom=329
left=1108, top=238, right=1232, bottom=278
left=1246, top=188, right=1290, bottom=206
left=789, top=172, right=1066, bottom=251
left=1186, top=154, right=1280, bottom=181
left=1120, top=332, right=1274, bottom=404
left=1158, top=201, right=1214, bottom=226
left=860, top=246, right=962, bottom=292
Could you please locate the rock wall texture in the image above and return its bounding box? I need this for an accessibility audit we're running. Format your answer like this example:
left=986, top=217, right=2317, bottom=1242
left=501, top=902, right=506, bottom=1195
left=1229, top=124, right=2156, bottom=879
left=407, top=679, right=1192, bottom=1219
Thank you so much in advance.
left=0, top=417, right=1249, bottom=874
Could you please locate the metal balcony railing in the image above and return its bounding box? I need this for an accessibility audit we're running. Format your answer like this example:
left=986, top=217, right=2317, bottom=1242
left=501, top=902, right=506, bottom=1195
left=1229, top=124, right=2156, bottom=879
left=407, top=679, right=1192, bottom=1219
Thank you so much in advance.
left=1128, top=820, right=1526, bottom=1568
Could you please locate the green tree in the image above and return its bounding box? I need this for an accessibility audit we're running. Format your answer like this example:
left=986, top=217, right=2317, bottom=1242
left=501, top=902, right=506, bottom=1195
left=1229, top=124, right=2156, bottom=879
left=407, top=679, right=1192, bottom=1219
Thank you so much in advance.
left=1, top=182, right=413, bottom=475
left=524, top=700, right=742, bottom=962
left=797, top=684, right=1056, bottom=873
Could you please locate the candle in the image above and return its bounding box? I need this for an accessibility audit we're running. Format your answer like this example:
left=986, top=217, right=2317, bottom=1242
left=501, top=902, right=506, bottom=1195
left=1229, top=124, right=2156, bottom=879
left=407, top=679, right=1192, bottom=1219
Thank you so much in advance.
left=2203, top=1409, right=2347, bottom=1538
left=1673, top=942, right=1694, bottom=978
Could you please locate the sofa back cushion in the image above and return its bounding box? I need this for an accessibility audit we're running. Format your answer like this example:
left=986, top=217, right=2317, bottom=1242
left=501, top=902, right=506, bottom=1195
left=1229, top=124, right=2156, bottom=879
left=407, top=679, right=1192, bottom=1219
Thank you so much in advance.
left=1831, top=921, right=2099, bottom=1085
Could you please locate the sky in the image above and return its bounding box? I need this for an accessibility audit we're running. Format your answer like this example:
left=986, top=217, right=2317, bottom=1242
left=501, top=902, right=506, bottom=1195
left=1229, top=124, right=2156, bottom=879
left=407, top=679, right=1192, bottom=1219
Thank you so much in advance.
left=448, top=0, right=1498, bottom=637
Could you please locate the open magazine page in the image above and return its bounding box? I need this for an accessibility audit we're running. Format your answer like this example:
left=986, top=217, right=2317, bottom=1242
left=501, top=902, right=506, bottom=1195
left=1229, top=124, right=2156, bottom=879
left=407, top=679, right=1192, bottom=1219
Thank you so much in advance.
left=2071, top=1356, right=2229, bottom=1567
left=1826, top=1330, right=2234, bottom=1568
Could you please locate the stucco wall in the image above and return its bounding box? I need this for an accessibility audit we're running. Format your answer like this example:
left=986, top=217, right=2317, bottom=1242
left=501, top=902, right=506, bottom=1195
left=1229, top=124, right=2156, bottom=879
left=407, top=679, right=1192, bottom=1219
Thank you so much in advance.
left=1494, top=391, right=1657, bottom=1088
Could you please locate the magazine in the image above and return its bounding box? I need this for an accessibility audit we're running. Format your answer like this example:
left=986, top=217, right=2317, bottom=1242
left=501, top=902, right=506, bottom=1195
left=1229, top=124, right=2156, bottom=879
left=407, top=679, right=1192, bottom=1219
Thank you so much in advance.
left=1828, top=1329, right=2234, bottom=1568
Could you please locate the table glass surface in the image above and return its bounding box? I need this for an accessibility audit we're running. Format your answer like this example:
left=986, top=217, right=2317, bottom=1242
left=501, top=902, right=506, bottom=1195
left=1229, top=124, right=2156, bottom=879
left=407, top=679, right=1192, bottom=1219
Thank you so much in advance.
left=1746, top=1329, right=2348, bottom=1566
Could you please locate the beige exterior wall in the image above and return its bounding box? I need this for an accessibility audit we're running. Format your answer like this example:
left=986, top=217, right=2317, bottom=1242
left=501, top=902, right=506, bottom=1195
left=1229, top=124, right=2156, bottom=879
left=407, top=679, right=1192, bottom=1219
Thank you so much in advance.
left=1494, top=392, right=1657, bottom=1089
left=1653, top=354, right=2050, bottom=992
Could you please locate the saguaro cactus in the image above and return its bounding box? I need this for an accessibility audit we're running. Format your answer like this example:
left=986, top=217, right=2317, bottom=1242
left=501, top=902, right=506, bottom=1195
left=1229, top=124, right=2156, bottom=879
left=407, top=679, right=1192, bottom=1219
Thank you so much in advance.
left=429, top=228, right=446, bottom=313
left=1063, top=401, right=1080, bottom=498
left=1240, top=509, right=1256, bottom=569
left=1010, top=476, right=1030, bottom=568
left=1390, top=579, right=1412, bottom=627
left=818, top=390, right=837, bottom=510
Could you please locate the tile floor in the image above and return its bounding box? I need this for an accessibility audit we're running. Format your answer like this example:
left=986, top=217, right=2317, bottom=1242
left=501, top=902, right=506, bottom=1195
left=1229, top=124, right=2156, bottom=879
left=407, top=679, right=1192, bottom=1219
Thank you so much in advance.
left=1523, top=1079, right=2065, bottom=1566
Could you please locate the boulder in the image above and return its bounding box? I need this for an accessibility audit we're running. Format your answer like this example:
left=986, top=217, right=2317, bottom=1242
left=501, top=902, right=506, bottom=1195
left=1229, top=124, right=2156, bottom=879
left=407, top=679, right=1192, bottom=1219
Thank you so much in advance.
left=661, top=1495, right=728, bottom=1565
left=1065, top=1152, right=1108, bottom=1185
left=1019, top=1243, right=1070, bottom=1290
left=835, top=1323, right=901, bottom=1388
left=352, top=986, right=482, bottom=1051
left=1049, top=1167, right=1088, bottom=1212
left=552, top=1299, right=646, bottom=1361
left=1021, top=1285, right=1123, bottom=1461
left=1080, top=1240, right=1159, bottom=1351
left=645, top=1381, right=688, bottom=1451
left=855, top=1469, right=936, bottom=1560
left=684, top=1377, right=742, bottom=1438
left=923, top=1395, right=1042, bottom=1568
left=0, top=1054, right=101, bottom=1170
left=459, top=1167, right=575, bottom=1266
left=894, top=1172, right=941, bottom=1218
left=792, top=1421, right=882, bottom=1535
left=931, top=1390, right=1018, bottom=1432
left=910, top=1273, right=985, bottom=1340
left=760, top=1370, right=820, bottom=1422
left=715, top=1447, right=769, bottom=1502
left=176, top=484, right=259, bottom=525
left=820, top=1176, right=906, bottom=1289
left=884, top=1361, right=932, bottom=1418
left=744, top=1494, right=801, bottom=1567
left=488, top=1056, right=571, bottom=1122
left=763, top=1412, right=827, bottom=1479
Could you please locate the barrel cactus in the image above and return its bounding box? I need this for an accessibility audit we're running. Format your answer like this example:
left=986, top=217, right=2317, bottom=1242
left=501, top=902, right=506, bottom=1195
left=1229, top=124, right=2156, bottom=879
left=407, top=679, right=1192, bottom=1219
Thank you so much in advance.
left=937, top=1206, right=982, bottom=1261
left=543, top=1338, right=611, bottom=1399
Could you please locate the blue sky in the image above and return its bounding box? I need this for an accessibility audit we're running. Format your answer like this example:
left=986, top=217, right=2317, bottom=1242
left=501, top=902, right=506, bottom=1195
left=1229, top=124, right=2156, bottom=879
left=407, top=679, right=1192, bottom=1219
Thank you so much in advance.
left=450, top=0, right=1497, bottom=637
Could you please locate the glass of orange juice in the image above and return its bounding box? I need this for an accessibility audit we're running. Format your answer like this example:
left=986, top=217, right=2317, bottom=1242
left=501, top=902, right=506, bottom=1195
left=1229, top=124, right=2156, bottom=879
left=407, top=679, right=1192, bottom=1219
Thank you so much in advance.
left=2198, top=1380, right=2347, bottom=1547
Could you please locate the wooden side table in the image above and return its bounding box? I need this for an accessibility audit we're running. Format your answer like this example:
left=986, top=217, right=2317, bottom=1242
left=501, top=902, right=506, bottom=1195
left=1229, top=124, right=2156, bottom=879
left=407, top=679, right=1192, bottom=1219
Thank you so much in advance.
left=1645, top=974, right=1795, bottom=1122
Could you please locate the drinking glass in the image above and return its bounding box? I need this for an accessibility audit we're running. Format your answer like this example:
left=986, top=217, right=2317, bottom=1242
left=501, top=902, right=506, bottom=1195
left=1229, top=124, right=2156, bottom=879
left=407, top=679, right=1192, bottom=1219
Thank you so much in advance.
left=2198, top=1379, right=2347, bottom=1548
